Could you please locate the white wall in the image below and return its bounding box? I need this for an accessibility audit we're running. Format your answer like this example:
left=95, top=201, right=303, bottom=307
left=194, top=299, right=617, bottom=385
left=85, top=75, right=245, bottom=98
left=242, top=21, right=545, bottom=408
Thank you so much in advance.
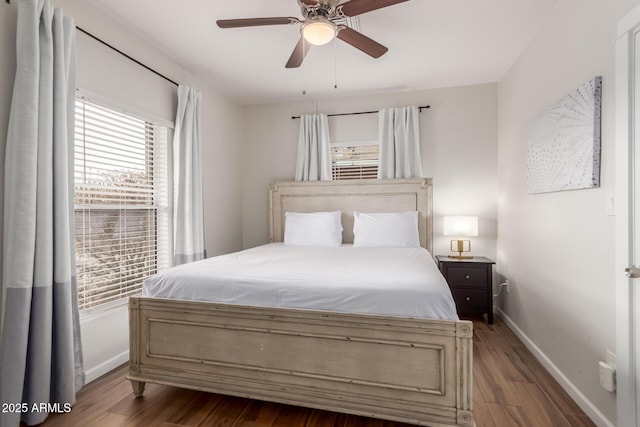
left=497, top=0, right=640, bottom=424
left=0, top=1, right=244, bottom=384
left=242, top=84, right=499, bottom=262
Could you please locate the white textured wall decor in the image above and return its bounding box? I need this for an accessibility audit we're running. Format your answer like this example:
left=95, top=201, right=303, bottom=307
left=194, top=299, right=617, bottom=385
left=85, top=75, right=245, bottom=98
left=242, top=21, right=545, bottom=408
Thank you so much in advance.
left=527, top=76, right=602, bottom=194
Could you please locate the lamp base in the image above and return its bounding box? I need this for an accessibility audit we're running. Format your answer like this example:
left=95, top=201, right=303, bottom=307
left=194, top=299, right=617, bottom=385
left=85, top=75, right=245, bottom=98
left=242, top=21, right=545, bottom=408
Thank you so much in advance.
left=449, top=240, right=473, bottom=259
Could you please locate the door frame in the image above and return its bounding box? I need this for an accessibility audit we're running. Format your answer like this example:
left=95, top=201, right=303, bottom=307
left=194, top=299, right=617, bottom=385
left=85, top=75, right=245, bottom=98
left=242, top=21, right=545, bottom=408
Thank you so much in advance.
left=616, top=4, right=640, bottom=426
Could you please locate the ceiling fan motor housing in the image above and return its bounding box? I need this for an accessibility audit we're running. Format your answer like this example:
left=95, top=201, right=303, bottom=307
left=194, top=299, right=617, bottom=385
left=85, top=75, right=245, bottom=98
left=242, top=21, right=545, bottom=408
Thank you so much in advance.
left=299, top=0, right=344, bottom=20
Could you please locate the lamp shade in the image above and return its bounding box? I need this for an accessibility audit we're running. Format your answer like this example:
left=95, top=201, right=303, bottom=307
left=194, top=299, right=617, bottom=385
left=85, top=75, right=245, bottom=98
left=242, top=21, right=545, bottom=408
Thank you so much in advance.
left=301, top=20, right=336, bottom=46
left=443, top=216, right=478, bottom=237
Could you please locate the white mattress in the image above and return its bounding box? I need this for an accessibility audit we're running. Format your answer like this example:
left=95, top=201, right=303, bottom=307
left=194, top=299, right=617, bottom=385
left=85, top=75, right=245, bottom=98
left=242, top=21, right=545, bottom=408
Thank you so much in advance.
left=143, top=243, right=458, bottom=320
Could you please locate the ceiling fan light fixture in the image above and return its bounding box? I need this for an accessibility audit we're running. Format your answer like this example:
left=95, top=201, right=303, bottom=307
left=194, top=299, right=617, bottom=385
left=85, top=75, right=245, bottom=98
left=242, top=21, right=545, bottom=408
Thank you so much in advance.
left=301, top=19, right=336, bottom=46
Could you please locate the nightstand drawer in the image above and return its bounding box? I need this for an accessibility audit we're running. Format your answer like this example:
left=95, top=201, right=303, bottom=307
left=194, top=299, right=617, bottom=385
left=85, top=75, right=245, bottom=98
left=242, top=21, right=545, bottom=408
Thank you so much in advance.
left=451, top=288, right=488, bottom=313
left=446, top=266, right=488, bottom=288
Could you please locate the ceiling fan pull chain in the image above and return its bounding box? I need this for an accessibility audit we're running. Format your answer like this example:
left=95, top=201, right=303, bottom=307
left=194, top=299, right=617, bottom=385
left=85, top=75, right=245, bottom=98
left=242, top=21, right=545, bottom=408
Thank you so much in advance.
left=334, top=38, right=338, bottom=89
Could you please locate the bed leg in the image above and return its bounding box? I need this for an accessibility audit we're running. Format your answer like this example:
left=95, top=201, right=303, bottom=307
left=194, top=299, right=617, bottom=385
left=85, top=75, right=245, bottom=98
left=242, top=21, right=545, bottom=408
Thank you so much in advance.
left=130, top=380, right=146, bottom=397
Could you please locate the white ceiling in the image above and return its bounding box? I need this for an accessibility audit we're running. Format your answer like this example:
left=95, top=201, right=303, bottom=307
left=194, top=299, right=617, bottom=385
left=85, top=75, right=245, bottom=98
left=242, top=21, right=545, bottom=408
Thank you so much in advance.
left=88, top=0, right=558, bottom=105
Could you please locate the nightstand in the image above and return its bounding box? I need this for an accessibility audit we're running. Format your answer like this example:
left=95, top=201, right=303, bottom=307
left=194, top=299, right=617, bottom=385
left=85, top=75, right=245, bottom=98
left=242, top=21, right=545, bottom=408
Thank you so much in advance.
left=436, top=255, right=495, bottom=324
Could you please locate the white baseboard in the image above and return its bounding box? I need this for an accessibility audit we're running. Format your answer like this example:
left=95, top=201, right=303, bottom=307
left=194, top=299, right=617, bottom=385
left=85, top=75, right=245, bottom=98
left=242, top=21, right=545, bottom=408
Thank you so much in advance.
left=496, top=308, right=613, bottom=427
left=83, top=350, right=129, bottom=385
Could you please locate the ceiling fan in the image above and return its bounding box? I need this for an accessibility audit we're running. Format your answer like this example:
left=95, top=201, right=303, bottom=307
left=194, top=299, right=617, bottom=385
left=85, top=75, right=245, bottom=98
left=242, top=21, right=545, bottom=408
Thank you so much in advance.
left=216, top=0, right=409, bottom=68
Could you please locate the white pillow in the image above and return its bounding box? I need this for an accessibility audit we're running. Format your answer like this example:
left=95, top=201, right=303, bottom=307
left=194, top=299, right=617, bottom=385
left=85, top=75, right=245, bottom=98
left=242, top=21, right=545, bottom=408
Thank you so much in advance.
left=284, top=211, right=343, bottom=247
left=353, top=211, right=420, bottom=248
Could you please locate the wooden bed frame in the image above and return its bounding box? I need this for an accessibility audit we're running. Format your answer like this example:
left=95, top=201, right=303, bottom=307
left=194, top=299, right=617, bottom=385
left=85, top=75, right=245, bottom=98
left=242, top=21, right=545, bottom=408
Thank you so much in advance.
left=128, top=178, right=474, bottom=427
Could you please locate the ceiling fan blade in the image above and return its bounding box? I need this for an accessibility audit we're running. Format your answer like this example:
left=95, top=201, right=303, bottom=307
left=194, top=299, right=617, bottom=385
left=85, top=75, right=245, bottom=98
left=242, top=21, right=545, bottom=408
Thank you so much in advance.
left=337, top=27, right=388, bottom=58
left=286, top=37, right=310, bottom=68
left=339, top=0, right=409, bottom=17
left=217, top=17, right=299, bottom=28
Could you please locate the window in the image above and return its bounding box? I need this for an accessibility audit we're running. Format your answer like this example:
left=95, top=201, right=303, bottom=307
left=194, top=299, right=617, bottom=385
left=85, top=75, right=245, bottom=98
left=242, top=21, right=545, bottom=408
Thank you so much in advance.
left=74, top=98, right=169, bottom=312
left=331, top=141, right=379, bottom=180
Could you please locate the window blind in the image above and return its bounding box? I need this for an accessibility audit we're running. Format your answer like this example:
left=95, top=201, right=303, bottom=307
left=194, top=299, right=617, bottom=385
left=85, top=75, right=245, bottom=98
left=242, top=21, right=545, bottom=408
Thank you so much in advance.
left=74, top=98, right=169, bottom=312
left=331, top=143, right=379, bottom=180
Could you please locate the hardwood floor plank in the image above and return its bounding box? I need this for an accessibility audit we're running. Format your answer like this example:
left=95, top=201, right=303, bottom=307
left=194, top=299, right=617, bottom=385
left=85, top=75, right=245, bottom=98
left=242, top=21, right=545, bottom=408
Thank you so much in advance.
left=198, top=395, right=252, bottom=427
left=486, top=403, right=530, bottom=427
left=42, top=371, right=133, bottom=426
left=333, top=413, right=350, bottom=427
left=30, top=315, right=596, bottom=427
left=483, top=341, right=534, bottom=383
left=122, top=387, right=202, bottom=427
left=231, top=400, right=282, bottom=427
left=511, top=382, right=573, bottom=427
left=343, top=414, right=384, bottom=426
left=564, top=414, right=599, bottom=427
left=381, top=421, right=414, bottom=427
left=303, top=409, right=338, bottom=427
left=472, top=382, right=492, bottom=427
left=474, top=346, right=530, bottom=406
left=82, top=411, right=129, bottom=427
left=165, top=391, right=223, bottom=426
left=270, top=404, right=309, bottom=426
left=492, top=315, right=528, bottom=348
left=511, top=345, right=589, bottom=417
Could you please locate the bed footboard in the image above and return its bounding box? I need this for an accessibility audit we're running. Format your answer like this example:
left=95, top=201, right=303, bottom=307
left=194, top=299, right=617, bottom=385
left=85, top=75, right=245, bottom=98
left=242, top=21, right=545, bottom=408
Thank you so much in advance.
left=127, top=297, right=473, bottom=427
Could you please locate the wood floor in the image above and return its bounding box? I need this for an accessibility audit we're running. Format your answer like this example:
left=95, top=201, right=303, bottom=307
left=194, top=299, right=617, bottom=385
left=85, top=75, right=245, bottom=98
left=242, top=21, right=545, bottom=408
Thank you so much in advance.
left=33, top=315, right=595, bottom=427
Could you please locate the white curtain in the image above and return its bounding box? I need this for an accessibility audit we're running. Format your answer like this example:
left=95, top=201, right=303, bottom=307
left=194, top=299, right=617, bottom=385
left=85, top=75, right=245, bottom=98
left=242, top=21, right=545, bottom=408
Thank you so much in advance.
left=378, top=106, right=423, bottom=179
left=0, top=1, right=84, bottom=426
left=295, top=113, right=331, bottom=181
left=173, top=85, right=206, bottom=265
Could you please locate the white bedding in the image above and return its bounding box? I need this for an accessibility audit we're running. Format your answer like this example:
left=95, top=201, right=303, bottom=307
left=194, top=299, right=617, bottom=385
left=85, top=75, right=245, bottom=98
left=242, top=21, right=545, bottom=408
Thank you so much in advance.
left=143, top=243, right=458, bottom=320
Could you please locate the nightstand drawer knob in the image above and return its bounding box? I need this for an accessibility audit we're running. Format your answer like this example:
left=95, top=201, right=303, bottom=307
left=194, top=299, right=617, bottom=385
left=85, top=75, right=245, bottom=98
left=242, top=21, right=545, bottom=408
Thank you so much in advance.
left=465, top=275, right=471, bottom=279
left=465, top=297, right=471, bottom=301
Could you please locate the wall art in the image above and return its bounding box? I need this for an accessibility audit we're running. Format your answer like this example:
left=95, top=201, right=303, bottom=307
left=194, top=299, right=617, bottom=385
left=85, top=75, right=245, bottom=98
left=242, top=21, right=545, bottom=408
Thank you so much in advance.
left=527, top=76, right=602, bottom=194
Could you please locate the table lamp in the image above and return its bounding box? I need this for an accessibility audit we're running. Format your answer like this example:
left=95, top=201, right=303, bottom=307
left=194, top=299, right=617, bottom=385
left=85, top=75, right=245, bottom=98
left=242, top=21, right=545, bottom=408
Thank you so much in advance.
left=443, top=216, right=478, bottom=259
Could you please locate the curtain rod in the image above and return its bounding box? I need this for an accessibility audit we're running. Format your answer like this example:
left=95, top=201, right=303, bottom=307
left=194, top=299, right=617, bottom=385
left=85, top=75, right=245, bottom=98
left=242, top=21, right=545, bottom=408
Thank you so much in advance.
left=291, top=105, right=430, bottom=120
left=5, top=0, right=178, bottom=86
left=76, top=27, right=178, bottom=87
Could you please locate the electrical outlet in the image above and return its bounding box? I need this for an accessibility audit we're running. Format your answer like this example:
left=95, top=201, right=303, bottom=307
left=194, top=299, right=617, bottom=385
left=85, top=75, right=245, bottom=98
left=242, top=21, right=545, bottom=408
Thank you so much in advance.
left=599, top=361, right=616, bottom=392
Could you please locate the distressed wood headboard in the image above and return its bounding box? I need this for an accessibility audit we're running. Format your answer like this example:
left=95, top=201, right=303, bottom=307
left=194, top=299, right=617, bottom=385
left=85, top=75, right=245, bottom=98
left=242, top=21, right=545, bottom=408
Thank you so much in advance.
left=269, top=178, right=433, bottom=253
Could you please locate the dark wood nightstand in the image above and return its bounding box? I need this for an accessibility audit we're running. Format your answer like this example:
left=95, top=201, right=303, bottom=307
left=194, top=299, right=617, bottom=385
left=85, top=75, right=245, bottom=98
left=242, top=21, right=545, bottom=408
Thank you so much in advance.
left=436, top=255, right=495, bottom=324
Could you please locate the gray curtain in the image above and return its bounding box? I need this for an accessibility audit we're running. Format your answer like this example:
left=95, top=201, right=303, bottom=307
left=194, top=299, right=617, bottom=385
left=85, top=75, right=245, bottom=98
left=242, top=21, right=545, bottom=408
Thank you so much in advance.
left=378, top=106, right=424, bottom=179
left=0, top=1, right=84, bottom=426
left=295, top=113, right=331, bottom=181
left=173, top=85, right=206, bottom=265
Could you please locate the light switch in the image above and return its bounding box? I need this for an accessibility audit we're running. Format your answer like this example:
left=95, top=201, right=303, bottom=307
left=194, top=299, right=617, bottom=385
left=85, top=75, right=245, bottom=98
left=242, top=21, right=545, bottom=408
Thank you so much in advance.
left=606, top=195, right=615, bottom=216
